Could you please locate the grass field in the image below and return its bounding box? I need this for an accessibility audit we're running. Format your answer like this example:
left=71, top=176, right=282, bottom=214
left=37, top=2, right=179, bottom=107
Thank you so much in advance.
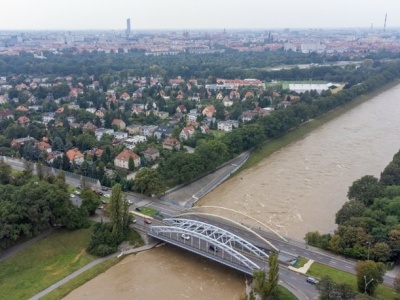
left=40, top=257, right=123, bottom=300
left=307, top=262, right=397, bottom=299
left=0, top=227, right=95, bottom=300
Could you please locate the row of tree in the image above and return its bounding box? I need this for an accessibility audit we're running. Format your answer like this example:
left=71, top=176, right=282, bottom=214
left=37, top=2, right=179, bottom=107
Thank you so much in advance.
left=0, top=161, right=90, bottom=251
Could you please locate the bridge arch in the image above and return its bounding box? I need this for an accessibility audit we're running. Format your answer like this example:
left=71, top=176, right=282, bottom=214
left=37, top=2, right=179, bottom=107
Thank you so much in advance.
left=150, top=218, right=267, bottom=272
left=176, top=212, right=279, bottom=252
left=188, top=206, right=287, bottom=242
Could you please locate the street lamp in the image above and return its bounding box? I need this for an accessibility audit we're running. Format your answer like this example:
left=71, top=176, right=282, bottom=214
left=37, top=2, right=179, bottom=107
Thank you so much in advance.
left=366, top=241, right=371, bottom=260
left=364, top=275, right=374, bottom=294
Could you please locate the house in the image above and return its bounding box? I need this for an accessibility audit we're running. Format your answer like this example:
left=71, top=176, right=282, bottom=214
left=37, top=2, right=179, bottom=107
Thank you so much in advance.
left=156, top=111, right=169, bottom=120
left=180, top=126, right=195, bottom=141
left=111, top=119, right=126, bottom=130
left=114, top=149, right=141, bottom=169
left=140, top=125, right=157, bottom=137
left=42, top=112, right=55, bottom=124
left=86, top=147, right=103, bottom=158
left=126, top=124, right=141, bottom=135
left=95, top=128, right=114, bottom=141
left=66, top=148, right=84, bottom=165
left=17, top=116, right=31, bottom=126
left=240, top=107, right=271, bottom=122
left=0, top=109, right=14, bottom=120
left=229, top=90, right=241, bottom=100
left=124, top=136, right=147, bottom=150
left=47, top=151, right=64, bottom=164
left=16, top=105, right=28, bottom=112
left=82, top=121, right=98, bottom=133
left=187, top=109, right=200, bottom=123
left=113, top=131, right=128, bottom=141
left=200, top=125, right=210, bottom=134
left=86, top=107, right=96, bottom=114
left=11, top=136, right=36, bottom=148
left=143, top=147, right=160, bottom=162
left=154, top=125, right=172, bottom=140
left=36, top=141, right=52, bottom=153
left=67, top=116, right=76, bottom=124
left=217, top=120, right=239, bottom=132
left=202, top=105, right=216, bottom=118
left=55, top=107, right=64, bottom=114
left=120, top=92, right=131, bottom=101
left=132, top=88, right=144, bottom=100
left=216, top=93, right=223, bottom=100
left=176, top=105, right=187, bottom=114
left=95, top=110, right=105, bottom=118
left=162, top=137, right=181, bottom=150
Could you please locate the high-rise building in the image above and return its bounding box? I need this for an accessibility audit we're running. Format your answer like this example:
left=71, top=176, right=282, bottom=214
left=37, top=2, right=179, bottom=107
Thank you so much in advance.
left=126, top=18, right=131, bottom=36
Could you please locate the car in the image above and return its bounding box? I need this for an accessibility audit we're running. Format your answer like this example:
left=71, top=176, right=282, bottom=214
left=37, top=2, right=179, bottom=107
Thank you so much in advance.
left=128, top=200, right=133, bottom=204
left=209, top=245, right=218, bottom=252
left=97, top=205, right=104, bottom=209
left=133, top=218, right=137, bottom=224
left=181, top=234, right=190, bottom=240
left=104, top=194, right=110, bottom=198
left=306, top=277, right=318, bottom=285
left=77, top=185, right=82, bottom=190
left=101, top=187, right=108, bottom=191
left=74, top=190, right=81, bottom=195
left=70, top=194, right=75, bottom=198
left=144, top=218, right=152, bottom=224
left=135, top=207, right=142, bottom=212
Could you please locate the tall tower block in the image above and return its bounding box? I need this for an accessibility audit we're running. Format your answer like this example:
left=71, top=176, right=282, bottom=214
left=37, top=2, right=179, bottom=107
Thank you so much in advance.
left=126, top=18, right=131, bottom=36
left=384, top=14, right=387, bottom=32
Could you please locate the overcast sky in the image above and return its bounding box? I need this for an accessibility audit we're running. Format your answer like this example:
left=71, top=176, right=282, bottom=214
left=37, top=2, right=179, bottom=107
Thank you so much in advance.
left=1, top=0, right=399, bottom=31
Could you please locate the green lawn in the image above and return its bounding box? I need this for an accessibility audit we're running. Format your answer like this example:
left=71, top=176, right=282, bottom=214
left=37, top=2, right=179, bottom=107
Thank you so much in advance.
left=210, top=129, right=226, bottom=139
left=40, top=257, right=123, bottom=300
left=0, top=226, right=96, bottom=300
left=139, top=206, right=159, bottom=217
left=293, top=256, right=308, bottom=268
left=307, top=262, right=397, bottom=300
left=276, top=285, right=297, bottom=300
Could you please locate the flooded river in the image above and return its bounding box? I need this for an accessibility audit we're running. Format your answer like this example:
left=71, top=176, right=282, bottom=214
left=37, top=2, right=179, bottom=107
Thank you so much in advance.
left=65, top=84, right=400, bottom=299
left=200, top=83, right=400, bottom=239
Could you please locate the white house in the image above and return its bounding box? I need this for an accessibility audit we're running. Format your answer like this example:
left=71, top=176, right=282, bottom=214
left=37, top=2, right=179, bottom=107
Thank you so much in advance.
left=95, top=128, right=114, bottom=141
left=217, top=120, right=239, bottom=132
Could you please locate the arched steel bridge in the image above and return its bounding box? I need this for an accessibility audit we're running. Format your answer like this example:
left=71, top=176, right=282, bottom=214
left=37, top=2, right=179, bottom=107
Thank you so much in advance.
left=148, top=218, right=272, bottom=275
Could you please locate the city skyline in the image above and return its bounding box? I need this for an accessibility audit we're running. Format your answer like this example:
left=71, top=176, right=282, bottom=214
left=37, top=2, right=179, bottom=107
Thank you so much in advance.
left=1, top=0, right=400, bottom=31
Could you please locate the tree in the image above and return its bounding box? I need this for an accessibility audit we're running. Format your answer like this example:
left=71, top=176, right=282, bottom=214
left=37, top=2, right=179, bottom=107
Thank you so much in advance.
left=371, top=242, right=391, bottom=262
left=128, top=156, right=135, bottom=171
left=394, top=274, right=400, bottom=294
left=0, top=160, right=11, bottom=184
left=335, top=201, right=366, bottom=225
left=133, top=168, right=165, bottom=196
left=266, top=251, right=279, bottom=297
left=106, top=183, right=131, bottom=243
left=355, top=260, right=385, bottom=295
left=347, top=175, right=383, bottom=206
left=80, top=189, right=100, bottom=215
left=317, top=276, right=356, bottom=300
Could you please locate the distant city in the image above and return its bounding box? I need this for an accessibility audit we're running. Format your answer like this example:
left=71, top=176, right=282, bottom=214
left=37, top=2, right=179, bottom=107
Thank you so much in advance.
left=0, top=18, right=400, bottom=57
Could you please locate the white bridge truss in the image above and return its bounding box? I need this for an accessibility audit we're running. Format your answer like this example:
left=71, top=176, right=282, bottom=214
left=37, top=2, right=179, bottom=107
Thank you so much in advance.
left=150, top=218, right=269, bottom=272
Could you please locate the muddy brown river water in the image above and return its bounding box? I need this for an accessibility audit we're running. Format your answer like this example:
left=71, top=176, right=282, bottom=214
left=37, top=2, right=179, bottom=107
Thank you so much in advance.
left=65, top=84, right=400, bottom=299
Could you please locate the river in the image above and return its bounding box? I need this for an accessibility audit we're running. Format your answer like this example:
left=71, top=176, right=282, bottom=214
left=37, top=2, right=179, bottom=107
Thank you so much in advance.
left=65, top=83, right=400, bottom=299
